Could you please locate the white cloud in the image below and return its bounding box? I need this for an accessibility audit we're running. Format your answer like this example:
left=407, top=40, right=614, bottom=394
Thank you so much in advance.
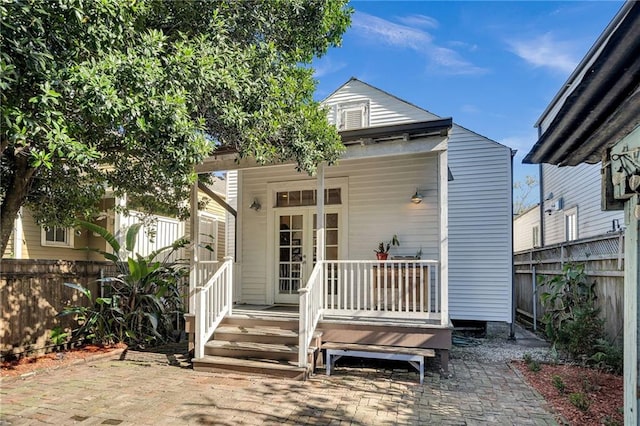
left=352, top=11, right=487, bottom=75
left=507, top=33, right=579, bottom=74
left=460, top=104, right=480, bottom=114
left=396, top=14, right=439, bottom=29
left=313, top=57, right=347, bottom=78
left=500, top=133, right=538, bottom=159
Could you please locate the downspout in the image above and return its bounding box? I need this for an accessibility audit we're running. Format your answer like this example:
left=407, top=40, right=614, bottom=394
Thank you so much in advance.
left=509, top=150, right=516, bottom=340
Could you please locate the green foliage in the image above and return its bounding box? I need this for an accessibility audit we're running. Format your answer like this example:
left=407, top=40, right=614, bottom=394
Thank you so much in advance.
left=539, top=263, right=604, bottom=359
left=0, top=0, right=352, bottom=252
left=60, top=221, right=189, bottom=348
left=590, top=339, right=623, bottom=375
left=551, top=375, right=565, bottom=394
left=523, top=353, right=541, bottom=372
left=568, top=392, right=590, bottom=412
left=374, top=235, right=400, bottom=254
left=49, top=326, right=69, bottom=347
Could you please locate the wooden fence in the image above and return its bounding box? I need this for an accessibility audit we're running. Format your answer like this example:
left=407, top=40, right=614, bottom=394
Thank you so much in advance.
left=514, top=232, right=624, bottom=344
left=0, top=260, right=113, bottom=358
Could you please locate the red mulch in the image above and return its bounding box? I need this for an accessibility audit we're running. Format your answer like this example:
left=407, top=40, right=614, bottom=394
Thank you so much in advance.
left=512, top=360, right=623, bottom=425
left=1, top=343, right=126, bottom=378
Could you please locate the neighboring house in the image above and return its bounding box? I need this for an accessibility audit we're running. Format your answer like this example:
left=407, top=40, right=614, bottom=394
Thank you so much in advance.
left=188, top=78, right=513, bottom=379
left=513, top=161, right=624, bottom=252
left=513, top=204, right=540, bottom=252
left=524, top=1, right=640, bottom=422
left=2, top=176, right=228, bottom=263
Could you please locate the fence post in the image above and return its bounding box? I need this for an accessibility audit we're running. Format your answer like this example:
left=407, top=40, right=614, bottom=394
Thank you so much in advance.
left=532, top=265, right=537, bottom=332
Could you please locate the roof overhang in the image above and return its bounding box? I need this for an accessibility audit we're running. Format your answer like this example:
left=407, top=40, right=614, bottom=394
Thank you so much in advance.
left=524, top=1, right=640, bottom=166
left=195, top=118, right=452, bottom=173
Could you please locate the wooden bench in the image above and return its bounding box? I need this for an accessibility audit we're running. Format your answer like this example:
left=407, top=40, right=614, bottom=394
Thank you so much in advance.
left=322, top=342, right=435, bottom=384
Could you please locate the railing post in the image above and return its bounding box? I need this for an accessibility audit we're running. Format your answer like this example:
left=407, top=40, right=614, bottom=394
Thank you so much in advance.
left=194, top=287, right=204, bottom=359
left=299, top=288, right=308, bottom=368
left=224, top=256, right=233, bottom=316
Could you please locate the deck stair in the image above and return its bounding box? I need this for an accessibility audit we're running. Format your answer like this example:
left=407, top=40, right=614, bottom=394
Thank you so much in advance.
left=192, top=315, right=321, bottom=380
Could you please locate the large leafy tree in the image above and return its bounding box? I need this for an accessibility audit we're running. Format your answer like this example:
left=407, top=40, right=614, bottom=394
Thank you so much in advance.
left=0, top=0, right=350, bottom=253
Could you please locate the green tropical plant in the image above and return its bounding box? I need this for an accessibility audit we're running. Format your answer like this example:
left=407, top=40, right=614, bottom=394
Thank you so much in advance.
left=60, top=220, right=189, bottom=348
left=539, top=262, right=604, bottom=359
left=374, top=235, right=400, bottom=254
left=590, top=339, right=623, bottom=374
left=49, top=326, right=69, bottom=347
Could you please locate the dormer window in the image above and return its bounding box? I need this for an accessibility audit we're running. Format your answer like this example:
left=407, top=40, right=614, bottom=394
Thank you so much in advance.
left=337, top=101, right=369, bottom=130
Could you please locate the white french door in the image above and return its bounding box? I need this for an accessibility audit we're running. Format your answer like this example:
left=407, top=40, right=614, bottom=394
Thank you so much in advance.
left=275, top=208, right=340, bottom=304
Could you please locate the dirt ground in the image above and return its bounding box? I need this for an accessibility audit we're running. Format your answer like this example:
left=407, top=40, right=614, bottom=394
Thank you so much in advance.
left=512, top=360, right=623, bottom=425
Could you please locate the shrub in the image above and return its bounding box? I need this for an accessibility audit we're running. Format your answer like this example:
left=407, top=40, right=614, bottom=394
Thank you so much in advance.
left=590, top=339, right=623, bottom=374
left=539, top=263, right=604, bottom=360
left=60, top=221, right=189, bottom=348
left=551, top=375, right=565, bottom=394
left=568, top=392, right=590, bottom=412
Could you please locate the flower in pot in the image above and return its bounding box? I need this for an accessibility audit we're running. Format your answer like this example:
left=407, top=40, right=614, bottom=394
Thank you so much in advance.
left=374, top=235, right=400, bottom=260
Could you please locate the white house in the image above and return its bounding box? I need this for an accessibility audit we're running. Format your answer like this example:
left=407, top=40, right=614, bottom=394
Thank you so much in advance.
left=188, top=78, right=513, bottom=380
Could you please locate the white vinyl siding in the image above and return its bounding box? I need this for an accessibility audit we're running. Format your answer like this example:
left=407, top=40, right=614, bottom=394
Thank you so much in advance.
left=119, top=213, right=185, bottom=261
left=447, top=125, right=513, bottom=322
left=513, top=205, right=541, bottom=252
left=325, top=79, right=438, bottom=127
left=542, top=163, right=623, bottom=245
left=238, top=153, right=439, bottom=305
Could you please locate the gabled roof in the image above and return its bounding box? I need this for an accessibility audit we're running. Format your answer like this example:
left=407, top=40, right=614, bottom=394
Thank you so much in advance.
left=525, top=1, right=640, bottom=166
left=326, top=77, right=511, bottom=151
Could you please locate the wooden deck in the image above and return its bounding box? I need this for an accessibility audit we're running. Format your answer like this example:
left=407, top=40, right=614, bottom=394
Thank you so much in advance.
left=190, top=305, right=452, bottom=380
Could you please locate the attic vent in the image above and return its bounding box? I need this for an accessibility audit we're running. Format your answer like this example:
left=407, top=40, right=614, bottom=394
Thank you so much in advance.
left=337, top=101, right=369, bottom=130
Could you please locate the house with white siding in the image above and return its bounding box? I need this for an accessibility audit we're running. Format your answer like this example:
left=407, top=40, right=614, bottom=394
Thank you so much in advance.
left=188, top=78, right=513, bottom=380
left=3, top=177, right=228, bottom=263
left=513, top=143, right=624, bottom=255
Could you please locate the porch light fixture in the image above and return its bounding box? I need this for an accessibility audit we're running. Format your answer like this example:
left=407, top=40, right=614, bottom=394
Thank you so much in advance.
left=411, top=190, right=423, bottom=204
left=249, top=199, right=261, bottom=211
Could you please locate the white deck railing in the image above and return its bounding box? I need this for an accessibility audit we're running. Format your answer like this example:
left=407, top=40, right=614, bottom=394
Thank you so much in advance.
left=194, top=257, right=233, bottom=359
left=297, top=259, right=442, bottom=367
left=298, top=262, right=324, bottom=368
left=323, top=260, right=440, bottom=319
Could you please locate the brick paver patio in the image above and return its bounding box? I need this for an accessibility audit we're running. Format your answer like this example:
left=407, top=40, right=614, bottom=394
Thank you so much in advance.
left=0, top=344, right=557, bottom=425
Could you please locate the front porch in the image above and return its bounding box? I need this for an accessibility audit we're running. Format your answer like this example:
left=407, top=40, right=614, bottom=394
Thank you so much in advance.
left=187, top=258, right=452, bottom=381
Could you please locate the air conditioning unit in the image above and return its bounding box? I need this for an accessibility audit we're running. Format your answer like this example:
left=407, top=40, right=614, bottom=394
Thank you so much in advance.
left=550, top=197, right=564, bottom=211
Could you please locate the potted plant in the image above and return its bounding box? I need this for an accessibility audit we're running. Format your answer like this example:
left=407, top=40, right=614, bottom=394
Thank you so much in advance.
left=374, top=235, right=400, bottom=260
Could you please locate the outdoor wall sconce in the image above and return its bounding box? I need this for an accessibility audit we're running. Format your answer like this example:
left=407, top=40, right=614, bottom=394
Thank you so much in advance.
left=249, top=199, right=261, bottom=211
left=411, top=189, right=424, bottom=204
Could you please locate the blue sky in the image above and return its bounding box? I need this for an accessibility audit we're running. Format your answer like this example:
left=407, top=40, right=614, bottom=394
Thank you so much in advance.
left=313, top=0, right=625, bottom=205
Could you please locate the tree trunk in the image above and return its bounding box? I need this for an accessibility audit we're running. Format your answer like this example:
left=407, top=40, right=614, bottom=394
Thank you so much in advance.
left=0, top=154, right=36, bottom=255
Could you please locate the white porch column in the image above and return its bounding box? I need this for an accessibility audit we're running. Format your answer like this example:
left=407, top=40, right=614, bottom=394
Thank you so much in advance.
left=624, top=193, right=639, bottom=425
left=189, top=178, right=200, bottom=315
left=14, top=208, right=23, bottom=259
left=316, top=163, right=325, bottom=263
left=439, top=150, right=449, bottom=326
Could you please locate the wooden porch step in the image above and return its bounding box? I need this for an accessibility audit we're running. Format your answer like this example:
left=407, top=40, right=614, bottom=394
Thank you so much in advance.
left=221, top=315, right=299, bottom=330
left=204, top=339, right=317, bottom=361
left=192, top=355, right=309, bottom=380
left=214, top=326, right=322, bottom=345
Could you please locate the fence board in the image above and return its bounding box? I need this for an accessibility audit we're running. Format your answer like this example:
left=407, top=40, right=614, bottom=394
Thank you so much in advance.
left=514, top=232, right=624, bottom=344
left=1, top=260, right=111, bottom=357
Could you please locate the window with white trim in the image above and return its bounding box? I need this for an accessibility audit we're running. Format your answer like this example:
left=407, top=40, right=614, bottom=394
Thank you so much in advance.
left=532, top=225, right=540, bottom=248
left=41, top=226, right=74, bottom=248
left=565, top=207, right=578, bottom=242
left=337, top=101, right=369, bottom=130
